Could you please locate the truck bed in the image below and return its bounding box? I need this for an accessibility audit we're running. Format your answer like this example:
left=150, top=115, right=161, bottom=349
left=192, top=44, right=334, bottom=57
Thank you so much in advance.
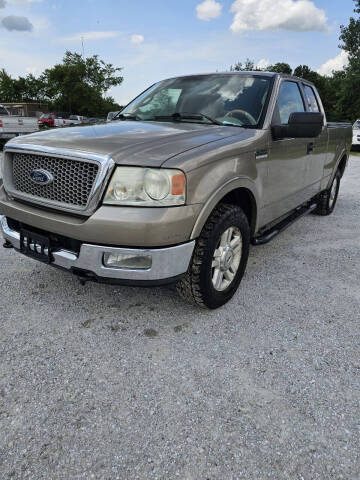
left=0, top=115, right=39, bottom=139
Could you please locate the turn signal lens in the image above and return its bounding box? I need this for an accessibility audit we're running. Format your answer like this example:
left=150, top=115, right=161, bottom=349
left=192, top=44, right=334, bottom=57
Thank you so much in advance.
left=171, top=173, right=186, bottom=196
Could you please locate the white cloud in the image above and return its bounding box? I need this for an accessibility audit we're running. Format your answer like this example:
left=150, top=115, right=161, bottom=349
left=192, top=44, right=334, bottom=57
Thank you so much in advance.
left=257, top=58, right=270, bottom=69
left=131, top=34, right=144, bottom=44
left=230, top=0, right=328, bottom=33
left=62, top=31, right=120, bottom=42
left=317, top=50, right=348, bottom=76
left=196, top=0, right=222, bottom=21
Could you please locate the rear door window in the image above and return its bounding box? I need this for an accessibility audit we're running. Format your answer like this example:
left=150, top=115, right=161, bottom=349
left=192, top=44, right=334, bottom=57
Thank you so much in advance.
left=277, top=81, right=305, bottom=124
left=303, top=85, right=320, bottom=112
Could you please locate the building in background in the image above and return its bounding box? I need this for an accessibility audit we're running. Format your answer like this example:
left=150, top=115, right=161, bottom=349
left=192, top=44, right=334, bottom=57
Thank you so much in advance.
left=1, top=103, right=49, bottom=117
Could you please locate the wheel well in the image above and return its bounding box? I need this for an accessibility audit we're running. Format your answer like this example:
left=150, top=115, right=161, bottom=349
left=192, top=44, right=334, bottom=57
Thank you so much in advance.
left=220, top=188, right=257, bottom=235
left=338, top=155, right=347, bottom=177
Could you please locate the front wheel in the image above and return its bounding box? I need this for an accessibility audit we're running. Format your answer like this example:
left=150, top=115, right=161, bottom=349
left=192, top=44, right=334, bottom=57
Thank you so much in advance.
left=177, top=204, right=250, bottom=309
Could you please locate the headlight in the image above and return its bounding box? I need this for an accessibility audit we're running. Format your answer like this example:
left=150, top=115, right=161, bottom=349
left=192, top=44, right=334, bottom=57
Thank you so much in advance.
left=103, top=167, right=186, bottom=206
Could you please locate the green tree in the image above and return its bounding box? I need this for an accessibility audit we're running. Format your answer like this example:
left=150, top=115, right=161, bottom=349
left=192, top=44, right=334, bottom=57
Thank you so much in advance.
left=0, top=51, right=123, bottom=117
left=340, top=0, right=360, bottom=60
left=0, top=69, right=17, bottom=102
left=40, top=51, right=123, bottom=115
left=266, top=62, right=292, bottom=74
left=337, top=0, right=360, bottom=121
left=230, top=59, right=257, bottom=71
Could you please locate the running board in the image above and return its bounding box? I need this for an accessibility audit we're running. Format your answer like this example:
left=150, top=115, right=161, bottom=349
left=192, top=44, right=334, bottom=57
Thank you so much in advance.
left=251, top=203, right=317, bottom=246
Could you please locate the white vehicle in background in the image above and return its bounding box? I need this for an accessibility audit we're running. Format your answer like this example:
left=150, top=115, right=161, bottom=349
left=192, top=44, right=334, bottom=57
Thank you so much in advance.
left=54, top=115, right=86, bottom=127
left=352, top=119, right=360, bottom=150
left=0, top=104, right=39, bottom=140
left=106, top=111, right=120, bottom=122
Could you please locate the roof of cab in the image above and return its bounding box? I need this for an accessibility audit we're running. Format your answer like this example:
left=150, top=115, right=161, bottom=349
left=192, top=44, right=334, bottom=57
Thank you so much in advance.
left=162, top=71, right=315, bottom=86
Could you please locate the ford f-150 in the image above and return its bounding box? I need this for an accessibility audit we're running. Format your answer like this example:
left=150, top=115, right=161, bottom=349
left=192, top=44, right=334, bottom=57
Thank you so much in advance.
left=0, top=72, right=352, bottom=308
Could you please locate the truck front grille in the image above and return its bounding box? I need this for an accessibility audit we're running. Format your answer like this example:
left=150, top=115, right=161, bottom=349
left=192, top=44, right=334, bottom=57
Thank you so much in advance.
left=11, top=152, right=99, bottom=208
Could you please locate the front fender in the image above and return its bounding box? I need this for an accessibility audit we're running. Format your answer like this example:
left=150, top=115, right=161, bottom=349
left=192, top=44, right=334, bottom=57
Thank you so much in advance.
left=190, top=176, right=259, bottom=239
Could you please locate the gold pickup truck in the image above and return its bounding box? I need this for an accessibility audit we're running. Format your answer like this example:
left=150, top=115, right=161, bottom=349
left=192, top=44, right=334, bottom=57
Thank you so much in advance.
left=0, top=72, right=352, bottom=308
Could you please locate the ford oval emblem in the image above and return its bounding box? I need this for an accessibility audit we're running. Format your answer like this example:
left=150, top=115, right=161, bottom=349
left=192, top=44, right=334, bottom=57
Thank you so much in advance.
left=29, top=169, right=54, bottom=185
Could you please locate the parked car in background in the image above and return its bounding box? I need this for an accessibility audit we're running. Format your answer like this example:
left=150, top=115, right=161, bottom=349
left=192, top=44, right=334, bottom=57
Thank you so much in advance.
left=83, top=117, right=106, bottom=125
left=54, top=115, right=86, bottom=127
left=38, top=113, right=58, bottom=128
left=69, top=115, right=86, bottom=125
left=0, top=72, right=352, bottom=308
left=107, top=111, right=120, bottom=122
left=352, top=119, right=360, bottom=150
left=0, top=104, right=39, bottom=139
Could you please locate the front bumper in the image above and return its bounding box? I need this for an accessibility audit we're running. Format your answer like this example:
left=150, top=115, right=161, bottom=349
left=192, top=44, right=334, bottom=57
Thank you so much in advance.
left=0, top=216, right=195, bottom=284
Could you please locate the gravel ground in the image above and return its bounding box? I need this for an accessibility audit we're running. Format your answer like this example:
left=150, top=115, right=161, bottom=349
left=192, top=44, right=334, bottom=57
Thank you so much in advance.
left=0, top=156, right=359, bottom=480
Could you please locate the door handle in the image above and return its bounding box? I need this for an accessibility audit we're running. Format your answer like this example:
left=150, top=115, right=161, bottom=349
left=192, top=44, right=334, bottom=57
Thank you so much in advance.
left=307, top=142, right=314, bottom=154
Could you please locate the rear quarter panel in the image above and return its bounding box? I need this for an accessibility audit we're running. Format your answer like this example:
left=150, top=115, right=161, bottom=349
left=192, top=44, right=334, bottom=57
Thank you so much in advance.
left=323, top=123, right=352, bottom=189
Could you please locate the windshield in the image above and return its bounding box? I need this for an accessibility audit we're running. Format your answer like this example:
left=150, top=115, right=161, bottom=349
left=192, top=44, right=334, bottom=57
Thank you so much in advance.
left=353, top=120, right=360, bottom=129
left=0, top=106, right=9, bottom=116
left=121, top=74, right=272, bottom=127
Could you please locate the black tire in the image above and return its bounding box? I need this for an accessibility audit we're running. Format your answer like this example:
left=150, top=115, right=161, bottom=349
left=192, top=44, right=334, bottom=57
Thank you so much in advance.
left=176, top=204, right=250, bottom=309
left=314, top=169, right=341, bottom=216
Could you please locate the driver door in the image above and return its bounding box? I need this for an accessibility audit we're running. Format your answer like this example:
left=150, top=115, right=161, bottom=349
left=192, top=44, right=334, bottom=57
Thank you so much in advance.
left=262, top=80, right=310, bottom=224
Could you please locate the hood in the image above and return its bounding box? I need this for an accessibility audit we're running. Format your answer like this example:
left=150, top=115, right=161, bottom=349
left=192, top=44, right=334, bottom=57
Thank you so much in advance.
left=9, top=120, right=249, bottom=167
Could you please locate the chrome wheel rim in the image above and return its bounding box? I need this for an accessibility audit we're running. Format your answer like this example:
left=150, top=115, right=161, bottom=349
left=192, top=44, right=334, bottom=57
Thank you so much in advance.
left=212, top=226, right=242, bottom=292
left=329, top=177, right=338, bottom=208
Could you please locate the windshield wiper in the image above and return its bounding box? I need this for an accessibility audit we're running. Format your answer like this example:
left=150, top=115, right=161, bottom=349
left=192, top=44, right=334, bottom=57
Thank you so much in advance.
left=115, top=113, right=140, bottom=121
left=152, top=112, right=222, bottom=125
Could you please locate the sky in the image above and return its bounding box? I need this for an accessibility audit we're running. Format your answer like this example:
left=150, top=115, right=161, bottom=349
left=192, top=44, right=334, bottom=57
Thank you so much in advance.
left=0, top=0, right=357, bottom=105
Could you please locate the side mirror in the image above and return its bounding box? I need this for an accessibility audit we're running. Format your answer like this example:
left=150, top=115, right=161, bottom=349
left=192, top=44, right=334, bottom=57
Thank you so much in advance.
left=272, top=112, right=324, bottom=140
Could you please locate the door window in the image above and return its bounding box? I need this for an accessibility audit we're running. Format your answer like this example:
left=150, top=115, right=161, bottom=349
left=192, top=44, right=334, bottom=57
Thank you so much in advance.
left=303, top=85, right=320, bottom=112
left=277, top=81, right=305, bottom=124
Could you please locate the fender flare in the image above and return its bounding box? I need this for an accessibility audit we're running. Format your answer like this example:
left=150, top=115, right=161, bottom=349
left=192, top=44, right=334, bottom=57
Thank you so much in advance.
left=327, top=147, right=348, bottom=189
left=190, top=176, right=259, bottom=239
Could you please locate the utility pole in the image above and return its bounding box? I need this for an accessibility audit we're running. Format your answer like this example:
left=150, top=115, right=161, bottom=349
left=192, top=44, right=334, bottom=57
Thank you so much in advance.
left=81, top=36, right=85, bottom=58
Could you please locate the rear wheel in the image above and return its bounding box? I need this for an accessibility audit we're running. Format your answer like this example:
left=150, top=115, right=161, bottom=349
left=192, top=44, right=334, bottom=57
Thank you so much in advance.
left=314, top=169, right=341, bottom=216
left=177, top=204, right=250, bottom=309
